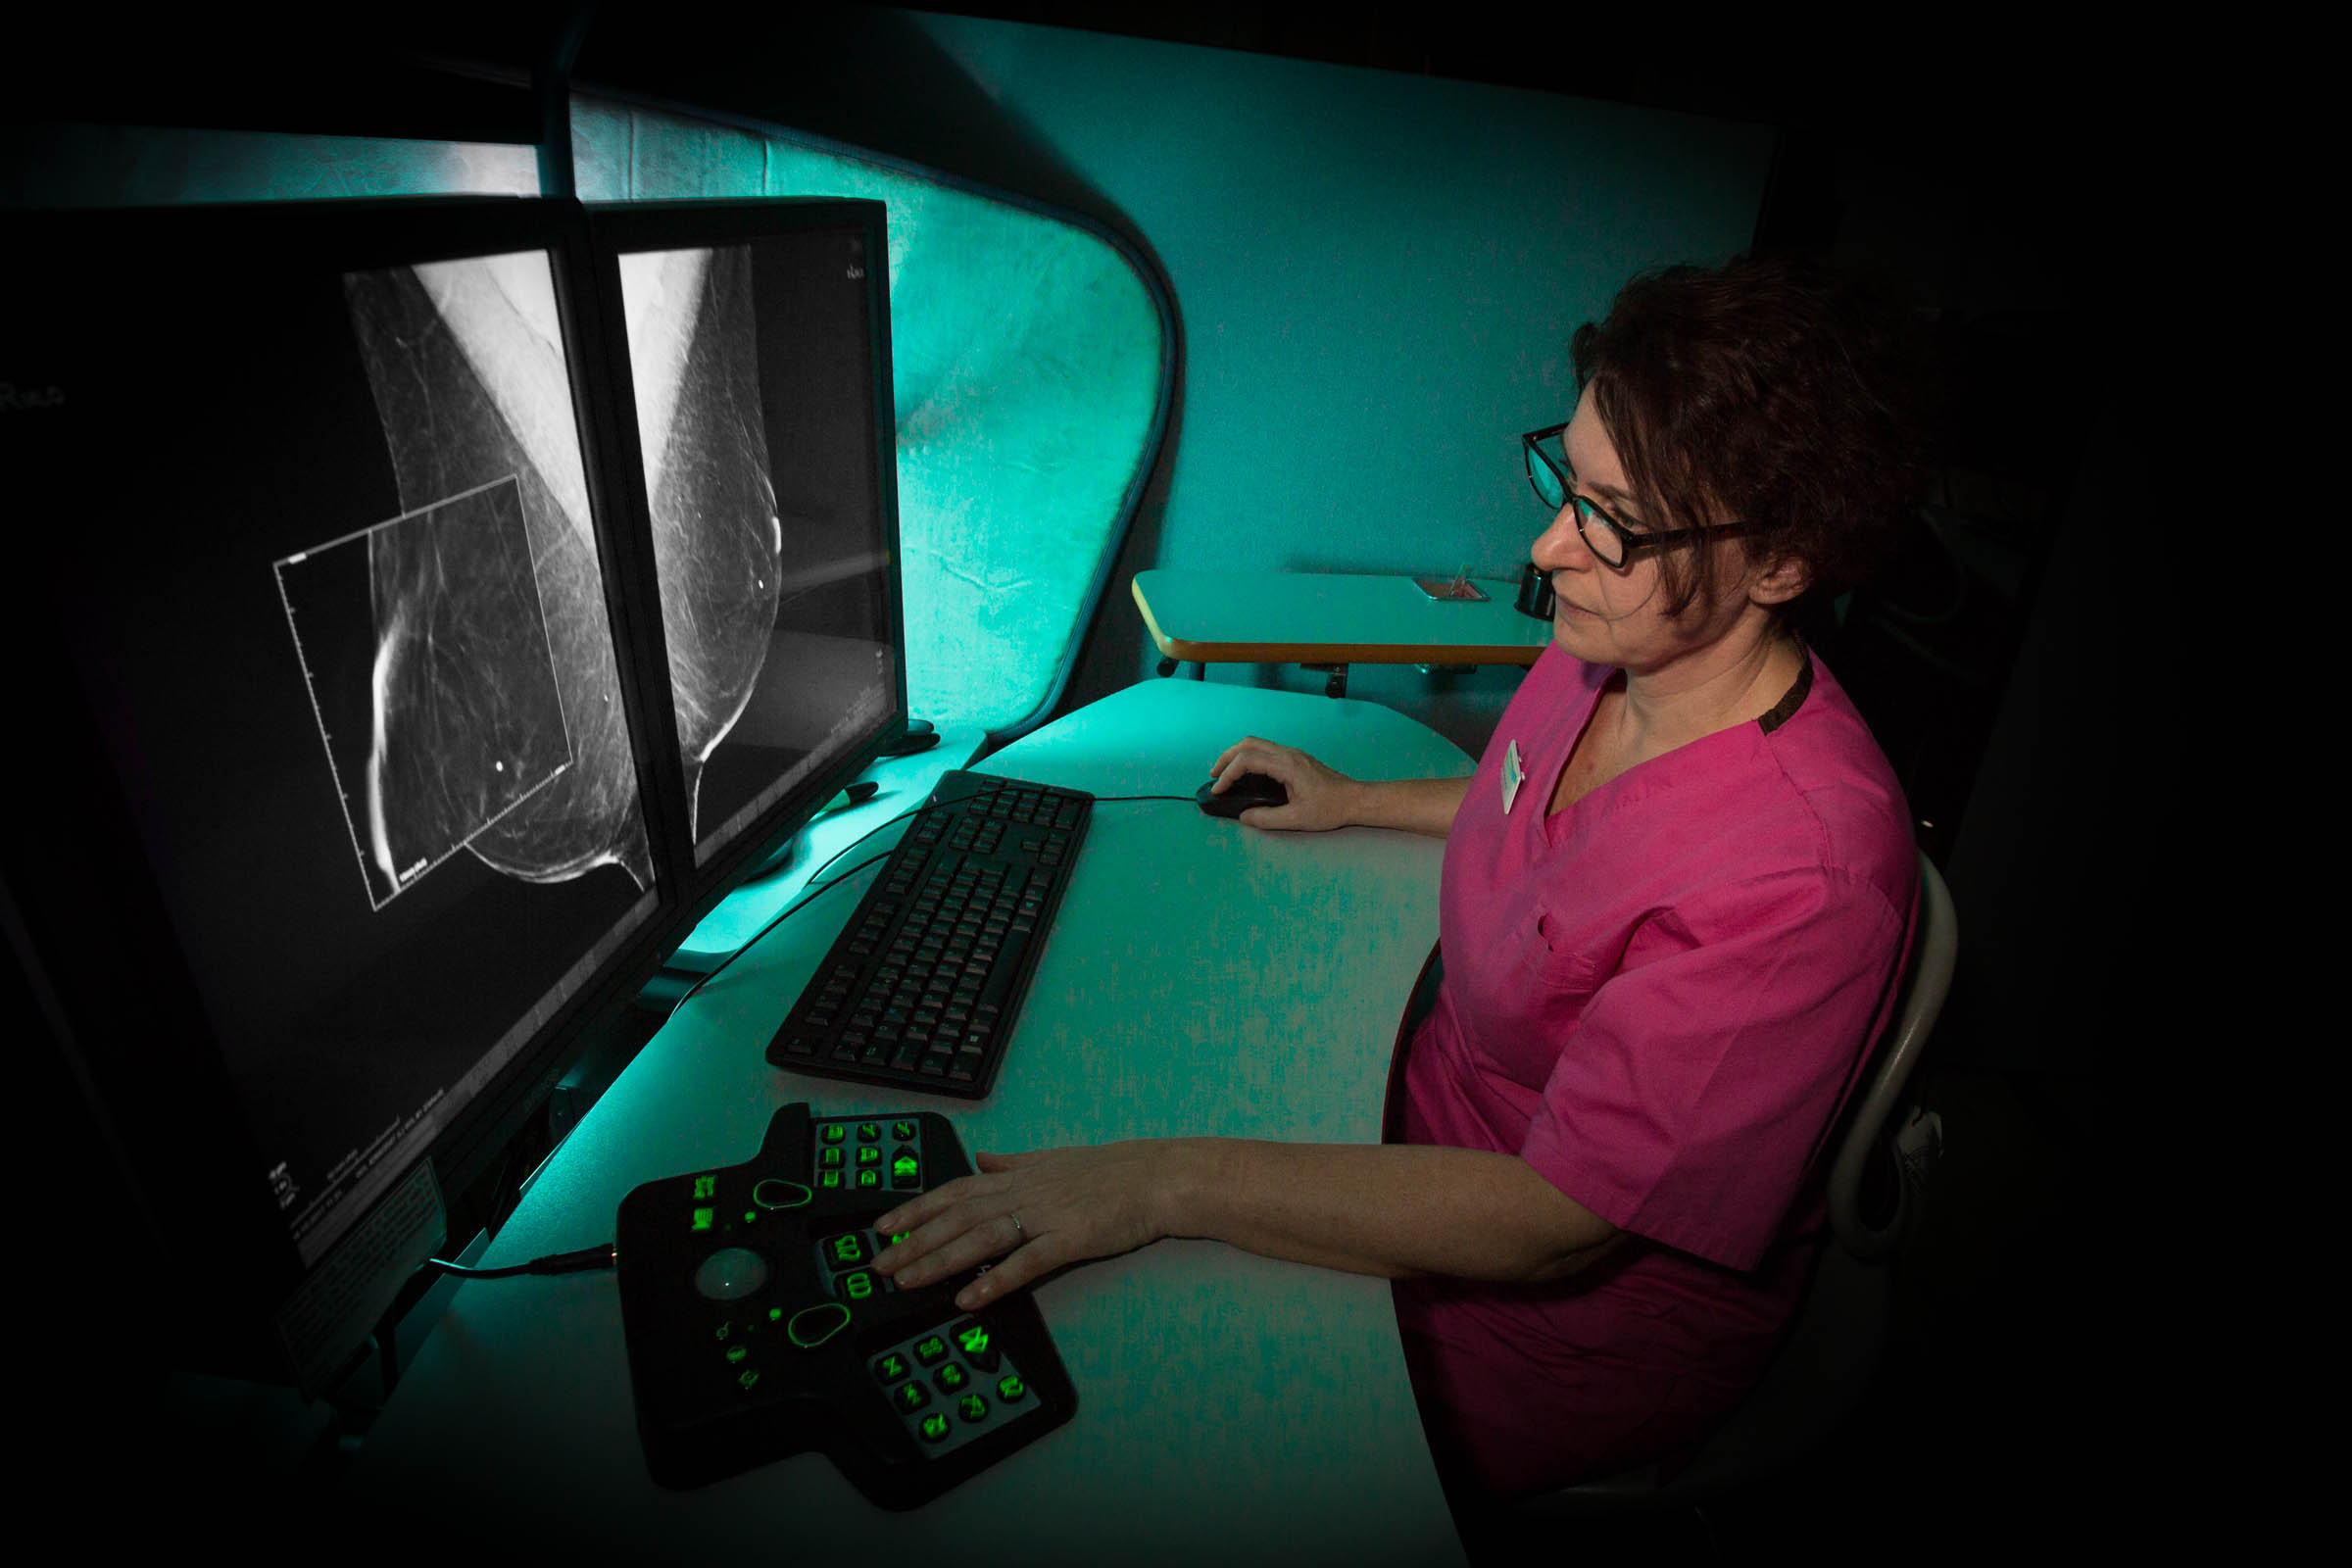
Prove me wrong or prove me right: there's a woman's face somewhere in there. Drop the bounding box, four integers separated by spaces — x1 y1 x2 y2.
1531 384 1783 679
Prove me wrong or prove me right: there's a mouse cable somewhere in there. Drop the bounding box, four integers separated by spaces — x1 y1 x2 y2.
662 845 901 1025
663 792 1199 1025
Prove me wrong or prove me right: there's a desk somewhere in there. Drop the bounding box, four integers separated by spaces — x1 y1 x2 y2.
1132 568 1549 695
343 678 1474 1564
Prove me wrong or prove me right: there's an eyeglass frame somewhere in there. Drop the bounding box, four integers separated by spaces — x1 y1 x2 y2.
1520 423 1753 566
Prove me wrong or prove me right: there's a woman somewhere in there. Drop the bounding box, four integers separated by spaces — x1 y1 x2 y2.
872 253 1930 1500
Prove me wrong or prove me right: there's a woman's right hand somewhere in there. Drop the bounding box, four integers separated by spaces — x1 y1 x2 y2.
1205 736 1361 831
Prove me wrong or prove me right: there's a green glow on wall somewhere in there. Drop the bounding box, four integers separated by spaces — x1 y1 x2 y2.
571 96 1170 738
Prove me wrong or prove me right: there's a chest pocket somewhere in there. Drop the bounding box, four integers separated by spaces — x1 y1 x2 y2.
1514 902 1635 998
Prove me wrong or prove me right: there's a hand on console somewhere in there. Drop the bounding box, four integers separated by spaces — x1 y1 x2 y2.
872 1142 1181 1311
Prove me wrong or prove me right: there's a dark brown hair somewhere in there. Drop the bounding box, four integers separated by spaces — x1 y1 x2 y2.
1569 253 1934 620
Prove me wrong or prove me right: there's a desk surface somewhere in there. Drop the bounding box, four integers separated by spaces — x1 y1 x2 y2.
1133 567 1551 666
344 678 1473 1563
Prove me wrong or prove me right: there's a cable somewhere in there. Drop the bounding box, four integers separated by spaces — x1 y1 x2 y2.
418 1243 617 1280
662 846 900 1024
662 790 1198 1025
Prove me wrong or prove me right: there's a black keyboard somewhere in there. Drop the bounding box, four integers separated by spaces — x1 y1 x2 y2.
763 771 1093 1098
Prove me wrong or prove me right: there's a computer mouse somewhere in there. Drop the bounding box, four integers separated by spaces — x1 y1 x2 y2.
1197 771 1288 819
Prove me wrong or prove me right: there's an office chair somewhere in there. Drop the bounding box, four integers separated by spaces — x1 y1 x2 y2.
1515 850 1958 1515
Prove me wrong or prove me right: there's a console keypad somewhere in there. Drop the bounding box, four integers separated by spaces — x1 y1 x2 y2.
870 1315 1037 1458
619 1102 1073 1505
812 1117 924 1194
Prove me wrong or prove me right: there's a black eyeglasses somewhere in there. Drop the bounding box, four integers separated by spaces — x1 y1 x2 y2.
1521 423 1750 567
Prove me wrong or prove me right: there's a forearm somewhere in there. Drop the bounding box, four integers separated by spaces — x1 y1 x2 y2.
1159 1138 1621 1284
1345 776 1472 838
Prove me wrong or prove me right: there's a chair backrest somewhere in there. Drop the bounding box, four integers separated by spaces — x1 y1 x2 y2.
1827 850 1958 1261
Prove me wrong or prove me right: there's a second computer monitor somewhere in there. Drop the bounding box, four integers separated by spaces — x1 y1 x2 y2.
587 199 906 891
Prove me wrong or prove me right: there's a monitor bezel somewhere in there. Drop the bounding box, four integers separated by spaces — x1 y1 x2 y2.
580 196 912 930
0 195 693 1383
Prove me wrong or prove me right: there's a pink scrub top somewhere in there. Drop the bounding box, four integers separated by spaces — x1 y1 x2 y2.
1394 642 1917 1498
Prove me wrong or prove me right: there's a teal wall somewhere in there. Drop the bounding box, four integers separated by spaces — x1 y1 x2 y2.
870 12 1772 755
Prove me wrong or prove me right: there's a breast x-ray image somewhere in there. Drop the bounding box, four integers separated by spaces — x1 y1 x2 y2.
617 239 895 865
274 252 653 908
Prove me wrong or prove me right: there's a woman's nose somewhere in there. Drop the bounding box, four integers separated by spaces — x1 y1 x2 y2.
1531 505 1591 573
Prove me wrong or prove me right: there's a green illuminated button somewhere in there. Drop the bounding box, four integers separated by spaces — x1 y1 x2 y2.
837 1270 878 1302
786 1301 852 1350
819 1147 845 1168
911 1334 950 1367
819 1171 843 1190
895 1381 931 1414
691 1207 714 1232
737 1369 760 1393
996 1373 1026 1403
872 1351 909 1386
725 1344 749 1365
891 1152 920 1189
692 1175 718 1200
934 1362 967 1394
951 1319 1000 1373
821 1123 847 1145
855 1169 881 1190
957 1394 989 1423
857 1122 882 1143
855 1146 881 1167
918 1412 952 1444
825 1233 870 1270
753 1179 811 1209
892 1120 918 1141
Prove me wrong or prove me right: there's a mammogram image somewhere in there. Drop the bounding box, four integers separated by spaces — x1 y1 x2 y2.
615 245 786 848
273 251 653 908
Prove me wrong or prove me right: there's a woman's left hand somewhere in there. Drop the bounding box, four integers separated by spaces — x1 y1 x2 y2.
872 1141 1184 1311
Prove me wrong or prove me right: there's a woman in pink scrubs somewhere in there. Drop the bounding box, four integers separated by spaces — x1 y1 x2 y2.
874 254 1929 1502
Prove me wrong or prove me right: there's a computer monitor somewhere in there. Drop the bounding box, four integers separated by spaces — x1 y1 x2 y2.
580 198 908 901
0 197 686 1395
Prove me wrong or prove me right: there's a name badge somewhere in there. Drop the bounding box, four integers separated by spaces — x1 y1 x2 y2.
1501 739 1524 814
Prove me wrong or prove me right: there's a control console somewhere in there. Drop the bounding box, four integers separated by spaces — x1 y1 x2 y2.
615 1102 1076 1505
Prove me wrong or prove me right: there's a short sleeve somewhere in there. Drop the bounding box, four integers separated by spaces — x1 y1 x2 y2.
1517 865 1910 1271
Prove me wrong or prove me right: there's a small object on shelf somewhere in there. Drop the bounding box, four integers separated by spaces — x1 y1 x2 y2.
1412 565 1489 602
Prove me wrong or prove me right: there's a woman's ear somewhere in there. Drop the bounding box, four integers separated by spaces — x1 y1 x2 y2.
1751 553 1812 608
